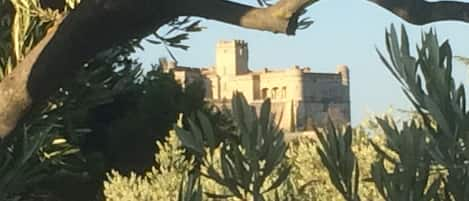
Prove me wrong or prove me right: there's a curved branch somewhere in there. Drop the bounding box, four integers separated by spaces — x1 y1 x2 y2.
0 21 58 138
0 0 172 137
369 0 469 25
178 0 315 35
0 0 317 137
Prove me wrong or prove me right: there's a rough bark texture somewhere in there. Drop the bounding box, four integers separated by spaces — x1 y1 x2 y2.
0 0 314 137
4 0 469 137
0 21 58 138
178 0 312 34
369 0 469 25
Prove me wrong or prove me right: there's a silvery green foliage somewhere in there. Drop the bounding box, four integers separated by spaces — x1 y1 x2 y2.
0 2 81 199
287 130 383 201
318 25 469 201
0 0 204 199
103 115 385 201
376 24 468 201
104 130 195 201
316 124 361 201
0 126 79 201
178 172 203 201
0 0 80 80
175 92 290 201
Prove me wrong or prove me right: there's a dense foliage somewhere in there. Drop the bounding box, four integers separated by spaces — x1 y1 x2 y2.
104 93 386 201
0 43 207 200
104 26 469 201
0 0 206 200
2 0 469 200
316 25 469 201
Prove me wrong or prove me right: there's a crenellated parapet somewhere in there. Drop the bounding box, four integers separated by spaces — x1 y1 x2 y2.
159 40 351 131
336 64 350 86
215 40 249 76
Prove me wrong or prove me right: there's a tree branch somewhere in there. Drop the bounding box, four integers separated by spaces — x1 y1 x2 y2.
0 0 172 137
369 0 469 25
178 0 314 35
0 0 316 137
0 21 58 138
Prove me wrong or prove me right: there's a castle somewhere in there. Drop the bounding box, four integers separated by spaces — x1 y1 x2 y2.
161 40 350 132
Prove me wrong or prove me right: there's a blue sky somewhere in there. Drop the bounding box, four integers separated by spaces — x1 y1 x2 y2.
136 0 469 125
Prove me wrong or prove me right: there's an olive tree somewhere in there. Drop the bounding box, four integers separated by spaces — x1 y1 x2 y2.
3 0 469 137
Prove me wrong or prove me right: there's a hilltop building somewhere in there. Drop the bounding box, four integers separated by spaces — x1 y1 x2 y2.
161 40 350 131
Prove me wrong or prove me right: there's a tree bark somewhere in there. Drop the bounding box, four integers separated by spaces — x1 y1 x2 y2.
369 0 469 25
0 0 314 137
178 0 312 35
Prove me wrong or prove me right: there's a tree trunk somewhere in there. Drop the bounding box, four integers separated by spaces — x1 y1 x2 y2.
0 0 313 137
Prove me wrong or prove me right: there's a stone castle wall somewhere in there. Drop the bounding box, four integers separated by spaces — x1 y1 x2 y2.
163 40 351 131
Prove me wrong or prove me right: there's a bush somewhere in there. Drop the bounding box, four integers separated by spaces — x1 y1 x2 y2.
105 25 469 201
104 130 193 201
103 93 386 201
317 25 469 201
0 1 204 199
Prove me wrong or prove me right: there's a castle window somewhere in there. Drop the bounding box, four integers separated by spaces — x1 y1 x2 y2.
272 87 279 99
262 88 269 99
281 87 287 99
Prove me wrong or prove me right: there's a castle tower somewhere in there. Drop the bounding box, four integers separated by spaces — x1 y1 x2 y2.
336 64 350 86
215 40 249 76
159 57 177 73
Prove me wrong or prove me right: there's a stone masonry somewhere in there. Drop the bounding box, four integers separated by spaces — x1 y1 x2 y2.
161 40 351 132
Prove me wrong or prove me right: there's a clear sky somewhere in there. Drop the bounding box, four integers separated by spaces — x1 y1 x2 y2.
136 0 469 125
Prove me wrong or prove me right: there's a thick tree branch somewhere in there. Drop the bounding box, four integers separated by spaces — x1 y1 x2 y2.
178 0 313 35
0 0 172 137
369 0 469 25
0 0 315 137
0 21 58 138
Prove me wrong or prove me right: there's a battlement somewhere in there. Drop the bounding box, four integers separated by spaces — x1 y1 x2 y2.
217 40 248 47
215 39 249 76
336 64 350 85
162 40 351 130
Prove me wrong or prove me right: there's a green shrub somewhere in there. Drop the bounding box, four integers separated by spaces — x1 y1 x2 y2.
104 130 194 201
0 1 206 199
104 126 385 201
107 24 469 201
104 93 386 201
316 25 469 201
